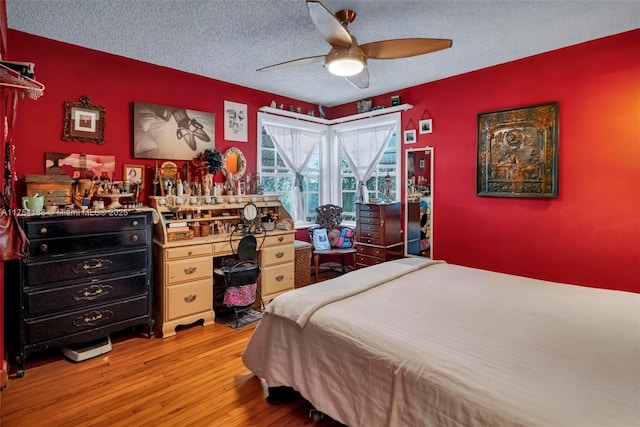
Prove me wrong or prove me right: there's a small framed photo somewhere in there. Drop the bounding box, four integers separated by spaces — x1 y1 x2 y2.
123 164 144 185
404 129 416 144
63 96 105 144
419 119 433 134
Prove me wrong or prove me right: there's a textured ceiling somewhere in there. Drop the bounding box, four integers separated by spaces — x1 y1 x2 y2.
7 0 640 107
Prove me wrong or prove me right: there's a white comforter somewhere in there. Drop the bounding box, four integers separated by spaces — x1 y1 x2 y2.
243 260 640 427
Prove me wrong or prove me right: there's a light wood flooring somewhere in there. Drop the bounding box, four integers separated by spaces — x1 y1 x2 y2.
0 319 345 427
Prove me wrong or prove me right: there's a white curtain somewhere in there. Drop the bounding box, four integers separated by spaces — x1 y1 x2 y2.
263 125 323 222
336 124 395 203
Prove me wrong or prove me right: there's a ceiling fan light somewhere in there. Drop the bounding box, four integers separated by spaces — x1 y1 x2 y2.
327 58 364 76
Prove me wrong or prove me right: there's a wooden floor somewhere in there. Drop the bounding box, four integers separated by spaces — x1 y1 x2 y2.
0 319 345 427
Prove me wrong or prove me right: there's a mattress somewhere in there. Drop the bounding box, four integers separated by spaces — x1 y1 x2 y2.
243 259 640 427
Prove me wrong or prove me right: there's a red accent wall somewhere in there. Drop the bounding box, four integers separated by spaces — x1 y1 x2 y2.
333 29 640 293
7 30 317 194
7 29 640 294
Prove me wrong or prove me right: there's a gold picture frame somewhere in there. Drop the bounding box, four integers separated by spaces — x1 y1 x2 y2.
477 102 558 198
123 164 144 185
63 96 106 144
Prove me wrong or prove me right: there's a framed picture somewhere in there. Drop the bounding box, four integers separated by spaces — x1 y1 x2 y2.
419 119 433 134
63 96 105 144
477 102 559 198
224 100 248 142
419 159 426 171
404 129 416 144
123 164 144 185
133 102 215 160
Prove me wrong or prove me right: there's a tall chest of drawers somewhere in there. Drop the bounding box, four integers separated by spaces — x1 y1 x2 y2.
355 202 403 268
4 212 154 377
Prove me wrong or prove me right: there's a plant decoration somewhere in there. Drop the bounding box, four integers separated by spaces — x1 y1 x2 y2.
192 148 223 175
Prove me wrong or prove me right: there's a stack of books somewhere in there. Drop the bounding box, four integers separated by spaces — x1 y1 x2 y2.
167 221 189 234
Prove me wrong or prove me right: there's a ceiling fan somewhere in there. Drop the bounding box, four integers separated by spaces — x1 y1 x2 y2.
257 0 452 89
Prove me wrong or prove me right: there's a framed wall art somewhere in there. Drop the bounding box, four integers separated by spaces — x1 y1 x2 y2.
63 96 105 144
404 129 416 144
476 102 559 198
224 100 247 142
419 119 432 134
123 164 144 185
133 102 214 160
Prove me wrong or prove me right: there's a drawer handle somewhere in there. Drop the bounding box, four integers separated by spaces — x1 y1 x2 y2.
39 244 48 252
73 259 113 275
132 220 139 226
184 294 197 303
184 266 197 274
188 251 193 256
130 234 139 242
73 309 113 327
73 284 113 301
40 227 47 235
380 220 384 227
276 274 284 281
278 236 284 242
275 252 284 258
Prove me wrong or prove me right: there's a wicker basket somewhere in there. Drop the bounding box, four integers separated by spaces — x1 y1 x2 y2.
294 240 313 288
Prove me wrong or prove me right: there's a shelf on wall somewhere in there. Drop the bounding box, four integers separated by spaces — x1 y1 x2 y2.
259 103 413 125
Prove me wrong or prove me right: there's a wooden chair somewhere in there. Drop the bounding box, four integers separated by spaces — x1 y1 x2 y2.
308 204 357 282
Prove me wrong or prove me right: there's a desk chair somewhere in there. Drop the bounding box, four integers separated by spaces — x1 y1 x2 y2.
308 204 357 282
215 225 266 327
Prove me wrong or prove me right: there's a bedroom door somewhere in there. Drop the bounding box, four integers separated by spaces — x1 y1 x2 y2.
405 148 433 258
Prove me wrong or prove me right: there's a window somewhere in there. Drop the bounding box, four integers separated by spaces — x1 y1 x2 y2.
258 114 325 223
258 112 401 225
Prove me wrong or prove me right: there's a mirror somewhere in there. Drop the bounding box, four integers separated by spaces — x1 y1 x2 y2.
221 147 247 195
221 147 246 182
405 148 433 258
159 161 178 196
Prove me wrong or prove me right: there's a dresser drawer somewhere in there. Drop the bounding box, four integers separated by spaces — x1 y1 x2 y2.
167 279 213 321
212 240 240 256
358 217 380 227
166 244 213 260
356 244 387 258
28 230 148 258
261 244 294 266
24 215 148 239
25 296 149 344
357 234 382 245
25 272 148 317
356 254 385 267
166 257 212 284
357 203 381 213
262 263 294 295
263 233 294 247
26 248 148 286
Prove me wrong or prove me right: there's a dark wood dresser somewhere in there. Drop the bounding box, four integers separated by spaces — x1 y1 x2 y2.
4 211 154 377
355 202 403 268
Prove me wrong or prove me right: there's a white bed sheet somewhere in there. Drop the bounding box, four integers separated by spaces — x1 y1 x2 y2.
243 261 640 427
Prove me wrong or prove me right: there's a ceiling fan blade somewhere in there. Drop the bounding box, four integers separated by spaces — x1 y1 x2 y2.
345 68 369 89
360 38 452 60
257 55 325 72
306 0 352 47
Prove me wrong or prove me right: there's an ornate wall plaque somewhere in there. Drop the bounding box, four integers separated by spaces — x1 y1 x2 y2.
477 102 558 198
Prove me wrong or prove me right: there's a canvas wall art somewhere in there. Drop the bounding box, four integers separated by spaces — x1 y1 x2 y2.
133 102 215 160
224 100 247 142
45 152 116 180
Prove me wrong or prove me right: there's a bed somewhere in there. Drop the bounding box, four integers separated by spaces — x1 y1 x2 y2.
242 258 640 427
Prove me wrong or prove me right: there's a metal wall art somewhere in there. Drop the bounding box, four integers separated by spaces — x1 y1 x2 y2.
63 96 105 144
477 102 558 198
